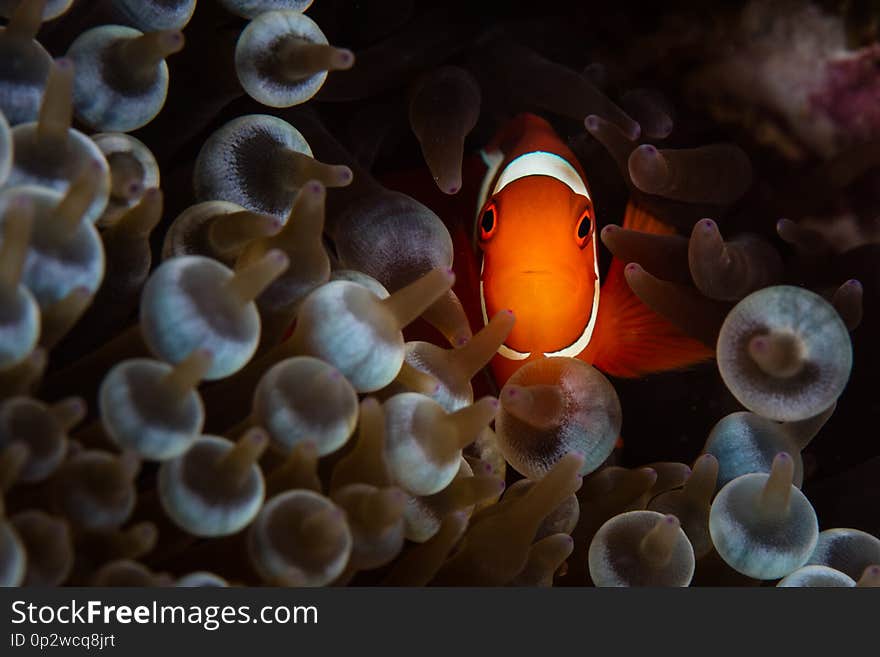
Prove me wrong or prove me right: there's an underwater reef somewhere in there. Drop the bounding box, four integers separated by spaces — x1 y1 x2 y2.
0 0 878 588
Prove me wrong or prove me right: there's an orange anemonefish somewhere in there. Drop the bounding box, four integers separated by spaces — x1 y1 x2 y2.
384 112 712 387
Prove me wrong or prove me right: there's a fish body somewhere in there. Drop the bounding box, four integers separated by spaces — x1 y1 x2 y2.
474 114 600 383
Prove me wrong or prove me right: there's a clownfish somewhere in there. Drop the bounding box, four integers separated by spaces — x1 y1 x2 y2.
385 112 712 387
471 113 712 385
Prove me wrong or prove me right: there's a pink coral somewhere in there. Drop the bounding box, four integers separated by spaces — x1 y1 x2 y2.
810 44 880 144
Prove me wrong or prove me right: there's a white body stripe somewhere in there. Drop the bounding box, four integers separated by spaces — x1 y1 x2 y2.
477 148 600 361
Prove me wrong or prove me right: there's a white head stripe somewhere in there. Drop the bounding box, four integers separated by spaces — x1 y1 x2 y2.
475 149 505 234
493 151 590 199
477 149 599 364
479 256 600 362
544 173 601 358
479 268 530 360
542 271 600 358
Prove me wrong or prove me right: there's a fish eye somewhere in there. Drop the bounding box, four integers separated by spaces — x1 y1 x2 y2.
480 203 497 241
575 210 593 248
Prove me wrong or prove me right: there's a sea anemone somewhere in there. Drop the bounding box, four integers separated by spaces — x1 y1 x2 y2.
0 0 876 590
66 25 184 132
158 429 268 537
709 453 819 579
588 511 695 587
716 285 852 421
495 357 622 479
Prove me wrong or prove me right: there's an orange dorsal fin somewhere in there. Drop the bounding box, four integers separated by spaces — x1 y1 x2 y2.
487 113 553 154
620 201 676 235
581 202 713 378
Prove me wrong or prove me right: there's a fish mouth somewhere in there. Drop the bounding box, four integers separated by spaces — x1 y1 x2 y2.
480 266 602 360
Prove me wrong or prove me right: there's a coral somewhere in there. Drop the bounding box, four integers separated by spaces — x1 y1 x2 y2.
0 395 82 483
252 355 358 455
400 457 503 543
687 219 782 301
162 201 281 266
408 66 480 194
6 59 111 224
689 0 873 158
235 10 353 108
290 268 453 392
496 358 622 479
0 1 73 24
159 430 267 537
97 351 210 460
0 1 52 126
0 497 26 586
193 114 351 220
703 405 834 490
777 564 855 587
804 528 880 580
383 393 497 496
716 286 852 421
588 511 695 587
217 1 314 21
49 448 140 532
9 509 72 585
331 483 406 577
647 454 718 559
91 132 159 227
628 144 753 205
247 489 351 585
110 1 197 32
176 571 228 587
0 110 10 185
140 252 288 380
394 310 513 411
66 26 184 132
709 453 819 579
0 200 39 369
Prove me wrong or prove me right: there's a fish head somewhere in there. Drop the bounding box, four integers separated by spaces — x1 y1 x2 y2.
478 172 599 370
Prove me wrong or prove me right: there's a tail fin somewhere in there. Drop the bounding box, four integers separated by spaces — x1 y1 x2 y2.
584 203 714 378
